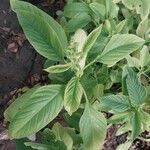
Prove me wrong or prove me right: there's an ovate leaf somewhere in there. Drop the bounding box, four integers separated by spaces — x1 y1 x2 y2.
6 85 64 139
44 63 72 74
79 103 107 150
124 67 147 107
98 34 144 67
65 14 91 33
64 2 90 18
11 0 67 60
100 95 130 113
64 77 83 115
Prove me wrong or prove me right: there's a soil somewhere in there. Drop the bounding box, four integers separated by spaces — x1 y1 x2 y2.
0 0 149 150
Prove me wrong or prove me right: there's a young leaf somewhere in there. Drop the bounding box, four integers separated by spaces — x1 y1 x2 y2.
52 123 73 150
124 67 147 107
82 25 103 54
131 110 142 140
136 17 148 38
65 14 91 33
11 0 67 61
64 77 83 115
63 2 90 18
44 63 72 74
140 46 150 67
89 2 106 20
100 95 130 113
79 103 107 150
98 34 145 67
6 85 64 139
126 55 140 69
25 142 56 150
117 141 132 150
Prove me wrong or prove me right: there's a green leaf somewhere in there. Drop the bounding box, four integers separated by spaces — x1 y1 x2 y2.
15 138 33 150
44 63 72 74
136 0 150 19
122 0 138 10
63 109 83 130
136 17 148 38
126 55 140 68
140 46 150 67
11 0 67 61
131 110 142 140
82 25 103 54
122 0 150 19
89 2 105 20
100 95 130 113
64 2 90 18
52 123 73 150
98 34 145 67
79 103 107 150
64 77 83 115
65 14 91 33
124 67 147 107
25 142 55 150
108 112 131 124
6 85 64 139
117 141 132 150
115 20 127 34
4 87 39 122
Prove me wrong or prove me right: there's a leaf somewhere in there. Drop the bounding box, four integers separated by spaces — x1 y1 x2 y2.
63 109 83 130
83 25 103 54
64 77 83 115
52 123 73 150
98 34 145 67
65 14 91 32
122 0 150 19
108 112 131 124
115 20 127 34
79 103 107 150
131 110 142 140
44 63 72 74
4 87 39 122
15 138 33 150
63 2 90 18
6 85 64 139
116 122 132 136
136 17 149 38
89 2 105 20
140 46 150 67
11 0 67 60
126 55 140 68
25 142 55 150
117 141 132 150
124 67 147 107
136 0 150 19
100 95 130 113
122 0 138 10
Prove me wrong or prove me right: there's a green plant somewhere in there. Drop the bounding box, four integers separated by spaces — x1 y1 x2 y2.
4 0 150 149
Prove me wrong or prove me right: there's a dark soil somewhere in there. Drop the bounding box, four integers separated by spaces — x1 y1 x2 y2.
0 0 149 150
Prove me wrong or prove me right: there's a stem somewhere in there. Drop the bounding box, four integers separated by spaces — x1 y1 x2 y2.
83 88 89 104
83 58 97 70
